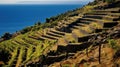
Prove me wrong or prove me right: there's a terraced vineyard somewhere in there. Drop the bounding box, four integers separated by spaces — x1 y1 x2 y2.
0 0 120 67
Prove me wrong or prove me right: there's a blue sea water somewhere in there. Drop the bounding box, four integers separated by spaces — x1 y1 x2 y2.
0 4 83 36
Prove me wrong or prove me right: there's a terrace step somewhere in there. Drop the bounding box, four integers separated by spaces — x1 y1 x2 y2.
43 52 75 65
13 39 34 48
71 23 88 29
67 23 89 33
80 18 118 23
11 41 20 46
95 28 110 33
57 34 76 45
28 35 40 40
43 41 93 65
64 33 77 43
88 9 119 17
80 18 102 22
69 22 88 27
70 26 89 32
68 53 76 57
50 29 65 36
103 22 118 28
71 26 81 30
14 40 26 46
62 19 90 33
84 12 107 15
85 13 120 17
87 21 118 29
83 15 119 21
16 47 26 67
39 36 56 41
11 47 20 67
108 13 120 17
93 8 120 13
91 21 118 29
68 43 82 45
21 37 40 46
29 35 54 41
104 16 119 21
79 20 93 23
105 8 120 11
73 18 90 24
76 23 89 26
78 34 95 42
57 42 92 53
47 32 63 38
72 29 89 38
43 54 66 65
57 38 69 46
83 15 105 19
42 34 59 40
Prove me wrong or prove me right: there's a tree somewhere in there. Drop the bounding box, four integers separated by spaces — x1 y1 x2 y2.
1 32 12 40
46 18 50 23
35 21 41 26
20 26 32 34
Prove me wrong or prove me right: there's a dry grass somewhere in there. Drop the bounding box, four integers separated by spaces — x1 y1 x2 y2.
72 29 87 37
49 38 120 67
82 6 95 14
57 38 68 46
90 22 103 29
64 33 76 43
81 26 94 33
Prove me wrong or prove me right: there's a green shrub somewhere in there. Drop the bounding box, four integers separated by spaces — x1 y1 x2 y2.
1 32 12 40
20 26 32 34
62 64 70 67
0 49 10 63
108 39 118 50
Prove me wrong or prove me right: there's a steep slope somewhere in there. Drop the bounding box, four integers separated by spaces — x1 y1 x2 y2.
49 23 120 67
0 0 120 67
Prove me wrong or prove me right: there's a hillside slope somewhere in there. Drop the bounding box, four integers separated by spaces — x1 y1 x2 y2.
0 0 120 67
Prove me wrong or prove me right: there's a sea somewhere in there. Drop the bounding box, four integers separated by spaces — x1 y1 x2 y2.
0 4 84 36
